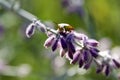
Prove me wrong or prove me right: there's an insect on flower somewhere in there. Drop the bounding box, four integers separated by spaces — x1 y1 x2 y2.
58 23 74 32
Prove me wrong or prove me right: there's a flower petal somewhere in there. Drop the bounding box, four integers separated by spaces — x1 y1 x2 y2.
74 32 88 40
60 37 67 49
79 58 84 68
84 57 93 70
96 65 104 73
83 50 89 63
66 33 74 42
105 65 110 76
71 51 80 64
113 59 120 68
68 50 73 59
68 41 76 53
86 39 99 47
52 38 59 51
89 48 99 58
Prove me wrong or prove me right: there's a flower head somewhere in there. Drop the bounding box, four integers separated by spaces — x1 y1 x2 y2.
95 50 120 76
26 21 120 76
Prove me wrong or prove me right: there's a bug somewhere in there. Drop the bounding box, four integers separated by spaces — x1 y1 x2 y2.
58 23 74 32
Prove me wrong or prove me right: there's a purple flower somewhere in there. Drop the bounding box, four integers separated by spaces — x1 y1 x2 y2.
83 50 89 62
44 23 77 58
70 49 93 69
52 38 59 51
95 50 120 76
112 59 120 68
71 50 80 64
79 58 84 68
105 65 111 76
89 48 99 58
26 23 35 38
82 38 99 58
44 35 55 48
61 0 85 17
44 23 100 71
69 36 99 69
66 33 76 54
61 0 69 7
26 21 120 77
83 57 92 70
60 37 67 50
96 65 104 73
96 64 112 76
86 39 99 47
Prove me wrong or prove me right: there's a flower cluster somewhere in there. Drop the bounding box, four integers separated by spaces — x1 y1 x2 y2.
26 19 120 76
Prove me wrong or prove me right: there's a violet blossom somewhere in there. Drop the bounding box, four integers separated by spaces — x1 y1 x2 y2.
61 0 85 17
26 19 120 76
95 50 120 76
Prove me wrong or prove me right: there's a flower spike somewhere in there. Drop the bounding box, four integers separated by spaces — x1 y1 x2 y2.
26 21 120 76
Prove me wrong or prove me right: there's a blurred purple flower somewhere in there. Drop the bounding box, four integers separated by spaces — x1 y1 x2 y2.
113 59 120 68
70 36 99 70
52 37 60 51
95 50 120 76
61 0 85 17
83 38 99 58
26 23 35 38
44 35 55 48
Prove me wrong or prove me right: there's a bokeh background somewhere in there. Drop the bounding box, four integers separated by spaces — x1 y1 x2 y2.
0 0 120 80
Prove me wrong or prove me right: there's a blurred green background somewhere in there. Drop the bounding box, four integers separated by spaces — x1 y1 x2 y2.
0 0 120 80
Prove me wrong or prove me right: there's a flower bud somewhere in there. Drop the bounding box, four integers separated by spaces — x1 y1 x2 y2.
44 35 55 48
52 38 59 51
35 20 47 33
86 39 99 47
26 23 35 38
113 59 120 68
60 37 67 49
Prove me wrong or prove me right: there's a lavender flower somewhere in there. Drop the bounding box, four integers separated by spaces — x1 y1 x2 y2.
26 20 120 76
44 35 55 48
61 0 85 17
95 50 120 76
71 50 80 64
112 59 120 68
84 39 99 58
26 23 35 38
26 19 47 38
52 37 60 51
44 23 100 71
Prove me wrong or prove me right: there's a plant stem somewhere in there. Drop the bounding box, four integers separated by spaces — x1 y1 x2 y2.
0 0 37 21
